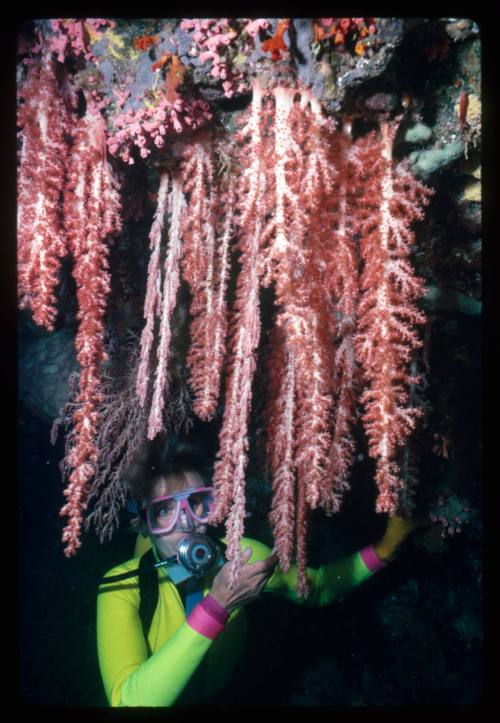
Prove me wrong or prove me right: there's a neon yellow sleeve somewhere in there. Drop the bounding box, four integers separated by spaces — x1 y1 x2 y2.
97 567 213 707
240 538 376 607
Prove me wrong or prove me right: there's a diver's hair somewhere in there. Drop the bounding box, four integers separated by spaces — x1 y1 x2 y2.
125 433 214 503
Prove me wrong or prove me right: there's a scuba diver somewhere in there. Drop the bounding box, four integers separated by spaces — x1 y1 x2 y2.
96 435 423 707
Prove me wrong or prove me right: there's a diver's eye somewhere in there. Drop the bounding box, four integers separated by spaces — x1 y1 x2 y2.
157 500 176 517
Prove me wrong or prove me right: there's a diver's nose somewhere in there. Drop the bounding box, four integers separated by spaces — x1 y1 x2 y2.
178 508 194 531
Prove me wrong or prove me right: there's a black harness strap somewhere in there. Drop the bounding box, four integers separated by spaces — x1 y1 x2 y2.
138 548 159 658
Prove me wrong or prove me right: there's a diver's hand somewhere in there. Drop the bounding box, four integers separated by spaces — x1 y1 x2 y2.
209 547 278 614
374 514 428 562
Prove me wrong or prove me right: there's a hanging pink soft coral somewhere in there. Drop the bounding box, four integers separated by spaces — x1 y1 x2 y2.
131 80 431 597
17 39 123 556
135 134 235 437
203 84 431 596
17 24 433 585
17 52 72 331
181 139 235 422
60 108 122 555
353 122 433 513
136 171 172 409
137 172 186 440
265 323 297 572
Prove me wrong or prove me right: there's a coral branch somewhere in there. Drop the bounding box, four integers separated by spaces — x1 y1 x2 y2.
136 171 171 407
148 174 186 439
208 212 262 584
179 137 235 422
186 167 235 421
266 325 297 571
17 53 72 330
354 122 432 513
59 108 121 555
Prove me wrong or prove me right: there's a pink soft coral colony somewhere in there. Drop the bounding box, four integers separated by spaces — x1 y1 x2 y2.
17 18 432 595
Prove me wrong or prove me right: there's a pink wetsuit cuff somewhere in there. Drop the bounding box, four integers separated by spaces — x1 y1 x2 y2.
200 594 230 625
360 544 387 573
186 595 229 640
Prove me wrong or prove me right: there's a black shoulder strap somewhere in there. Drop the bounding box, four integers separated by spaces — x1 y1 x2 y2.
138 548 159 658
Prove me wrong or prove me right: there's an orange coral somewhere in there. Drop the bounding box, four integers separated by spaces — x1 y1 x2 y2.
261 19 290 61
151 50 171 72
150 51 186 101
164 55 186 103
313 17 377 52
134 34 158 52
313 21 335 42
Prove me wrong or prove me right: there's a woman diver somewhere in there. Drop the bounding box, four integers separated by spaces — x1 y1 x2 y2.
96 434 422 707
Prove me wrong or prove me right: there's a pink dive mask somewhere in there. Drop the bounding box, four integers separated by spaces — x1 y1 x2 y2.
142 487 214 536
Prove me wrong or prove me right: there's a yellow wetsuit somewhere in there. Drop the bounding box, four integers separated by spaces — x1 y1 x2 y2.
97 535 381 707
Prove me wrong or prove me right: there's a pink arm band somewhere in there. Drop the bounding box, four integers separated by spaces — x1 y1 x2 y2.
360 544 387 573
186 594 229 640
